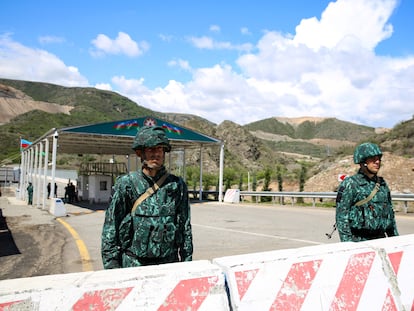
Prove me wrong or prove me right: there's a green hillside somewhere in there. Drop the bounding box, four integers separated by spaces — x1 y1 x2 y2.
245 117 375 141
244 118 296 137
1 78 413 189
0 79 160 161
374 117 414 157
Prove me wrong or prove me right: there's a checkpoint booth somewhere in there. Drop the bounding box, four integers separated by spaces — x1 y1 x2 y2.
19 116 224 211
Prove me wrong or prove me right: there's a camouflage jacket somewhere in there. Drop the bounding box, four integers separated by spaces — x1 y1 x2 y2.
101 166 193 268
335 169 398 242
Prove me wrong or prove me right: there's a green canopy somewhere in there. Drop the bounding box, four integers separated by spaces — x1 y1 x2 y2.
40 116 221 155
22 116 225 202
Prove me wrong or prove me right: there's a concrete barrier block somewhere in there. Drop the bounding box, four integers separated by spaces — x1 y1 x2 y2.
49 198 66 217
223 189 240 203
0 260 230 311
214 234 414 311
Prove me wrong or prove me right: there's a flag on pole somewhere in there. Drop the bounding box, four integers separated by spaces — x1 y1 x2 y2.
20 138 32 151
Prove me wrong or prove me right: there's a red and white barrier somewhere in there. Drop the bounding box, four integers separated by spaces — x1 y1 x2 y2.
223 189 240 203
0 260 229 311
213 234 414 311
1 235 414 310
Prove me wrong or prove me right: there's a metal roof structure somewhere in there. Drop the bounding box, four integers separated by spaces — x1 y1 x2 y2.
35 116 222 155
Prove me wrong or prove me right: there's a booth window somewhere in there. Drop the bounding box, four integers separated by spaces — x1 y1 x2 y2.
100 181 107 191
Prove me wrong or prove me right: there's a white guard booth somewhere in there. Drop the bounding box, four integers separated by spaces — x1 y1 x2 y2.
78 175 112 204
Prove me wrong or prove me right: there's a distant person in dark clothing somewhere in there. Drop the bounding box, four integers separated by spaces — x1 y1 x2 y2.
54 183 58 198
68 182 76 203
47 182 51 199
27 182 33 205
64 183 68 202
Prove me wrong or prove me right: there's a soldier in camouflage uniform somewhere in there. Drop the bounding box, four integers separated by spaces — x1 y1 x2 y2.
101 126 193 268
335 142 399 242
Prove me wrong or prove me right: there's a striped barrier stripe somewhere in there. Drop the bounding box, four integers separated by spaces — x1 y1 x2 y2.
0 262 229 311
215 236 414 311
2 236 414 310
0 277 222 310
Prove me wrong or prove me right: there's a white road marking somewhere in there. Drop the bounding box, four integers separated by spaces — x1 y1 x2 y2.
193 223 322 245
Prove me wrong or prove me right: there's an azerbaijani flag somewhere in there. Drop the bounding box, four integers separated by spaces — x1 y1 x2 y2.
162 123 182 135
113 120 139 130
20 138 32 150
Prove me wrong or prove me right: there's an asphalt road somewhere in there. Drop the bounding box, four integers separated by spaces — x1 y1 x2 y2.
1 194 414 280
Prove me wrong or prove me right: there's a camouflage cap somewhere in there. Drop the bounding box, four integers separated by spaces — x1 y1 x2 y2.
132 126 171 152
353 142 382 164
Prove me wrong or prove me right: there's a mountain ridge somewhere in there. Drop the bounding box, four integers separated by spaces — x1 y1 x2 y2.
0 78 413 197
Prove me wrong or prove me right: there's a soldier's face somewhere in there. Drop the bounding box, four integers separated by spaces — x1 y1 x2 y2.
365 155 381 173
140 146 165 169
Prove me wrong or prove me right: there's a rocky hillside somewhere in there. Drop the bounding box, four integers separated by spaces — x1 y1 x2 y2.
0 78 413 196
305 152 414 193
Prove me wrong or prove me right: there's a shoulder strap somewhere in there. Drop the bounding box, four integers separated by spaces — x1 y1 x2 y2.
130 173 169 215
355 182 380 206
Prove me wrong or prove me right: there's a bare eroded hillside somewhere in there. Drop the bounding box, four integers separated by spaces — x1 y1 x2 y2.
251 130 355 149
0 83 73 124
305 152 414 194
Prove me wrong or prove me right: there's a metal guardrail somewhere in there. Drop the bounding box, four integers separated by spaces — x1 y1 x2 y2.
188 189 414 213
239 191 414 213
189 190 223 201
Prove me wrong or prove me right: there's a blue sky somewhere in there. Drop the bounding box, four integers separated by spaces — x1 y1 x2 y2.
1 0 413 128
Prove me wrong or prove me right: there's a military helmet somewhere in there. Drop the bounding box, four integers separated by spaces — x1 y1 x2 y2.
132 126 171 152
353 142 382 164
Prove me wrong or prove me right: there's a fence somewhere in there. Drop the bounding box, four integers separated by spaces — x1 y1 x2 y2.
188 189 414 213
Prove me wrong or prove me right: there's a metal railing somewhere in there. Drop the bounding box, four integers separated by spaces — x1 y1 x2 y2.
189 190 223 201
239 191 414 213
79 162 127 176
187 189 414 213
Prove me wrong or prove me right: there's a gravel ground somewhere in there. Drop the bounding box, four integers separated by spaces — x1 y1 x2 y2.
0 195 72 280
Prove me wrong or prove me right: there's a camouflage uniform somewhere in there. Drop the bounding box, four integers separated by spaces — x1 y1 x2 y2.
27 182 33 205
335 143 398 242
101 126 193 268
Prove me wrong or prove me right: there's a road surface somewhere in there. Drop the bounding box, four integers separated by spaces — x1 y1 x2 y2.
1 194 414 280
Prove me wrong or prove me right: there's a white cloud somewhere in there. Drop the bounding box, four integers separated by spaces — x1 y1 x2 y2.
241 27 251 35
293 0 395 51
188 36 253 52
111 76 149 95
90 31 149 57
159 33 173 42
134 0 411 127
168 59 192 71
188 36 214 49
109 0 413 128
209 25 220 33
95 83 112 91
38 35 66 45
0 0 413 129
0 34 88 87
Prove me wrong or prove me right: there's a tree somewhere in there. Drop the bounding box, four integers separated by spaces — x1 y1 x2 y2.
297 164 307 204
224 167 237 190
239 173 243 190
252 173 257 191
186 166 199 190
263 168 271 191
261 167 272 202
276 165 284 204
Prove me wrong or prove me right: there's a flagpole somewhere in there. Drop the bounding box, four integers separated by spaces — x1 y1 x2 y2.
19 137 24 200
